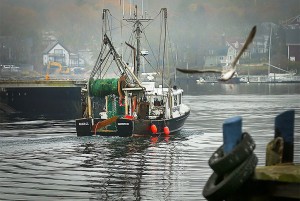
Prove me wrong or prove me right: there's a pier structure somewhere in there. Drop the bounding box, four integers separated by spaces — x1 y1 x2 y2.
226 110 299 200
0 79 87 119
203 111 299 201
0 79 87 88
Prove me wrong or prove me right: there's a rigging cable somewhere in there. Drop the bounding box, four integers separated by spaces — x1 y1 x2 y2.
141 9 162 31
161 8 167 91
158 10 163 73
167 21 177 86
142 29 159 72
142 32 159 73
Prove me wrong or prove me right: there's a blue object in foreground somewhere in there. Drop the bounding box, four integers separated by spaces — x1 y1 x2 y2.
275 109 295 163
223 116 242 154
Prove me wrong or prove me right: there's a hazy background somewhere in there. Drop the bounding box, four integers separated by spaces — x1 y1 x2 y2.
0 0 299 71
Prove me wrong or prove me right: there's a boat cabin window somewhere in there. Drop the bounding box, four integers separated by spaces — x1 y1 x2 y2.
174 95 177 106
153 95 163 106
174 93 182 106
178 93 182 105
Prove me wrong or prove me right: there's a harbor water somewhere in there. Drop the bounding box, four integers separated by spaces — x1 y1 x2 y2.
0 83 299 201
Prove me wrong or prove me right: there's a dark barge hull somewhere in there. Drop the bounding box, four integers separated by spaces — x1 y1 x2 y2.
76 110 190 137
0 87 82 119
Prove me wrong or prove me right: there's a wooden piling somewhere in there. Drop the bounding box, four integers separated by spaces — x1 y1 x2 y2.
274 109 295 163
223 116 243 154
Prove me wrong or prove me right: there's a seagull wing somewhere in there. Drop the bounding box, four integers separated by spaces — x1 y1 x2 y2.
218 26 257 82
176 26 256 82
231 26 256 68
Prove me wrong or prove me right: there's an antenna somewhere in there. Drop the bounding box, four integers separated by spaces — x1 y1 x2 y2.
142 0 144 18
124 5 152 79
268 26 272 76
122 0 125 17
129 0 132 18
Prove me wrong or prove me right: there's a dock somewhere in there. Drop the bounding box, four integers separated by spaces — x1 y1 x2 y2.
203 110 299 201
0 79 87 119
0 79 87 88
232 164 300 200
255 164 300 184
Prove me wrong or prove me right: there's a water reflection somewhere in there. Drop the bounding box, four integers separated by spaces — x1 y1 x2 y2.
26 133 195 200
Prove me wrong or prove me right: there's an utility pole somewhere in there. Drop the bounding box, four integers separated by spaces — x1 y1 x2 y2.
268 26 272 76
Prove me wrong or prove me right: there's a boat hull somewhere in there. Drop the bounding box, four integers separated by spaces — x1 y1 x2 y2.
76 110 190 137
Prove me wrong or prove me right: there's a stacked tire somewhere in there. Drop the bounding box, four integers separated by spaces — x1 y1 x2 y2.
203 132 258 201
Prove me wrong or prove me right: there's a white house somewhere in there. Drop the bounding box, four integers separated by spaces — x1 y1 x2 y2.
43 41 70 66
43 41 86 68
226 41 251 65
69 53 86 67
204 48 227 67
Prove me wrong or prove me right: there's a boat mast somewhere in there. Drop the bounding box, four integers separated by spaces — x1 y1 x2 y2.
268 26 272 76
162 8 167 91
136 6 142 78
125 5 152 79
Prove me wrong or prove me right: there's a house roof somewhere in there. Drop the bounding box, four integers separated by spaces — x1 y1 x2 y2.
281 15 300 27
227 41 245 51
43 41 70 54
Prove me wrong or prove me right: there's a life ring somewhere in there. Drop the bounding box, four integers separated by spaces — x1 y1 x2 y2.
203 153 258 201
209 132 255 175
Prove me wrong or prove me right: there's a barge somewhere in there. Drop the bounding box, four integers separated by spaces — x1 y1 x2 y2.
0 80 85 119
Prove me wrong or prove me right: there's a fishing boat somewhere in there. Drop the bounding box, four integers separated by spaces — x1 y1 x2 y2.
76 7 190 137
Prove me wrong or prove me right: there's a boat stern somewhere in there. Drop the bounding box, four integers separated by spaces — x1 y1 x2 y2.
76 118 92 136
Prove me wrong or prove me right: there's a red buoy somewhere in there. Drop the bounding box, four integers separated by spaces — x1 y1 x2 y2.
164 126 170 135
150 124 157 134
150 136 158 144
125 115 134 119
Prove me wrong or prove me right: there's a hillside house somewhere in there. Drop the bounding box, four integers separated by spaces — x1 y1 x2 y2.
69 53 85 67
281 15 300 62
204 48 227 67
226 40 252 65
43 41 70 66
203 31 266 68
43 41 85 67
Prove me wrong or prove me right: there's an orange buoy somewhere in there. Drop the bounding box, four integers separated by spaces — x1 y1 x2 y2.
164 126 170 135
125 115 134 119
150 124 157 134
150 136 158 144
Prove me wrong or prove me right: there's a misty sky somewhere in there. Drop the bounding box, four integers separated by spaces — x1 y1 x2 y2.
0 0 299 67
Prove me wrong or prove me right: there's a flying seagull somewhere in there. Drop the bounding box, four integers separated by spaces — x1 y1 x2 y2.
177 26 256 81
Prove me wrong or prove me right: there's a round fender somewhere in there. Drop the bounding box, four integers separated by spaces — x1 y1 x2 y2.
209 132 255 175
203 153 258 201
